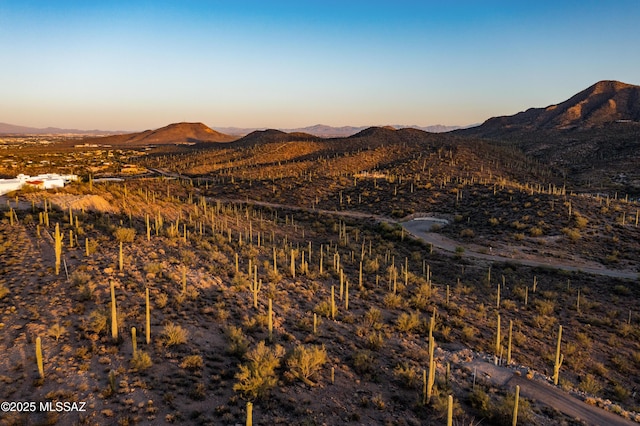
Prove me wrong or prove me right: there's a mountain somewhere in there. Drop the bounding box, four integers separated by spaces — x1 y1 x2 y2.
215 124 470 138
83 122 237 146
232 129 318 147
0 122 123 135
463 80 640 136
456 80 640 195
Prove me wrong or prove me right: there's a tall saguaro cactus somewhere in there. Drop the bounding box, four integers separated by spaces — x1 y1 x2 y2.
110 281 118 340
512 385 520 426
553 325 563 385
54 223 62 275
507 319 513 365
35 336 44 379
145 288 151 344
426 335 436 403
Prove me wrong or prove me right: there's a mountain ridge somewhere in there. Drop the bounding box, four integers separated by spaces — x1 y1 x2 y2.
0 122 125 135
466 80 640 134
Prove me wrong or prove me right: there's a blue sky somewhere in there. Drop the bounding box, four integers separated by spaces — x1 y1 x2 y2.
1 1 639 130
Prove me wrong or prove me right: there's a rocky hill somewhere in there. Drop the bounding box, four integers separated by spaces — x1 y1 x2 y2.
456 81 640 195
83 122 237 146
467 80 640 134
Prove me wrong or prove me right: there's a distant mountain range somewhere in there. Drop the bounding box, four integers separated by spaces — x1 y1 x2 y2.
0 122 125 136
0 121 470 138
216 124 470 137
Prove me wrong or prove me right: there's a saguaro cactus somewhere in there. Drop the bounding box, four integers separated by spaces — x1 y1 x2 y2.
36 336 44 379
512 385 520 426
495 314 501 359
268 298 273 342
553 325 563 385
249 277 262 309
426 335 436 402
111 281 118 340
507 319 513 365
119 242 124 272
145 288 151 344
246 401 253 426
54 223 62 275
331 286 336 320
131 327 137 357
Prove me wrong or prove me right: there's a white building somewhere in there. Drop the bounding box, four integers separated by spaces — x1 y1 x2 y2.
0 173 78 195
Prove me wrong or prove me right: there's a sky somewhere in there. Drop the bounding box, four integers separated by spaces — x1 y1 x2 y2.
0 1 639 131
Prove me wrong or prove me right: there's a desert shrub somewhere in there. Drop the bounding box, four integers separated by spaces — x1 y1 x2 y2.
286 344 328 385
163 322 188 346
531 314 556 330
131 351 152 371
431 389 464 420
513 233 525 241
86 310 108 334
561 227 581 241
364 258 380 273
143 262 163 275
180 355 203 370
529 226 543 237
48 323 67 341
0 283 9 300
353 350 376 375
579 374 603 395
491 392 533 426
488 217 499 226
77 280 96 301
534 299 555 316
365 331 385 350
226 326 249 358
613 285 630 296
573 214 588 229
461 326 478 342
460 228 475 238
113 227 136 243
383 293 403 309
410 283 437 310
501 299 516 311
189 383 206 400
510 221 527 230
393 363 419 389
70 271 91 286
396 311 421 333
469 388 490 414
155 292 168 309
234 342 284 400
362 307 383 329
314 301 332 318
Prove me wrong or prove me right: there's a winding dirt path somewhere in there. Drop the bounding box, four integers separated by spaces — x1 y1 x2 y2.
470 360 637 426
208 196 638 280
401 219 638 280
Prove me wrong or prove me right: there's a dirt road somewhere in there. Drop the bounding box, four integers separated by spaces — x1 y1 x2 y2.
207 196 638 280
401 219 638 280
470 359 637 425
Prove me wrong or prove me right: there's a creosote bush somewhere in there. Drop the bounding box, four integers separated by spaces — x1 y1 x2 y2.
396 311 421 333
113 227 136 243
163 322 188 346
226 326 249 358
131 351 152 371
234 341 285 400
180 355 203 371
286 344 328 385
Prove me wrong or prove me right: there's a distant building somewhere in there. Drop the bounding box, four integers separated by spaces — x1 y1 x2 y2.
0 173 78 195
